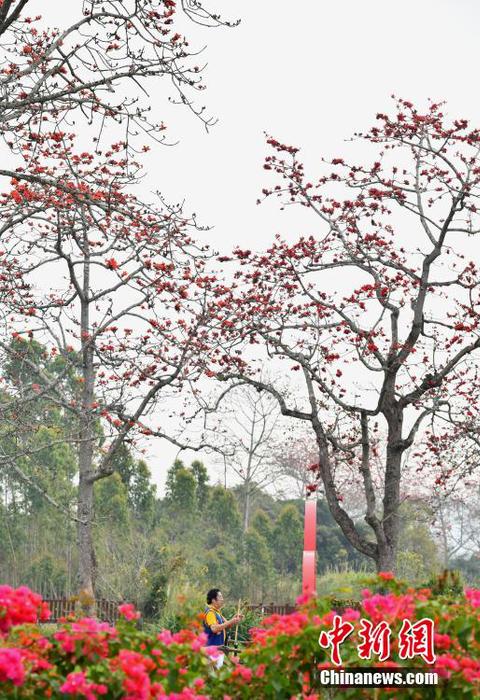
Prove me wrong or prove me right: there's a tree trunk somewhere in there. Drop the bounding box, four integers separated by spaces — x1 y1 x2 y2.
376 543 396 573
381 408 404 574
312 408 404 574
438 504 450 569
243 482 251 532
76 234 96 612
77 470 96 602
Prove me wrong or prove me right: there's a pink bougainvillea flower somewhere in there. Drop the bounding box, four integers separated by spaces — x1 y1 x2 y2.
361 592 415 625
157 629 174 646
60 671 108 699
118 603 141 621
434 633 452 650
0 585 50 634
465 588 480 608
378 572 395 581
111 649 155 700
204 645 221 660
0 648 25 686
296 592 314 606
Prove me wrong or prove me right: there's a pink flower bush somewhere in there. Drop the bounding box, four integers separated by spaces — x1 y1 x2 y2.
250 610 309 647
0 576 479 697
54 617 117 659
112 649 156 700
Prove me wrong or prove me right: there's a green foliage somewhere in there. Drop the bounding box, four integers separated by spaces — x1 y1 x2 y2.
243 527 272 600
428 568 465 596
205 545 239 593
250 509 273 545
164 459 210 529
316 499 367 573
142 571 169 620
397 500 440 584
165 459 186 500
451 555 480 586
191 460 209 509
171 467 197 511
113 446 157 525
272 504 303 575
206 487 242 543
95 472 130 528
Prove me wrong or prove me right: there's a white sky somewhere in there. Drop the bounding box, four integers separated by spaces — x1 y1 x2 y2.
47 0 480 493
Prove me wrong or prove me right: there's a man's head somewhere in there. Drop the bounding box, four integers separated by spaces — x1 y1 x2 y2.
207 588 224 608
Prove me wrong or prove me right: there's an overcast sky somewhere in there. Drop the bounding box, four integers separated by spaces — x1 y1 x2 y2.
150 0 480 249
50 0 480 493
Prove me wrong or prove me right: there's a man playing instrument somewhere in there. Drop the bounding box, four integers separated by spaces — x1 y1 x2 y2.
202 588 243 669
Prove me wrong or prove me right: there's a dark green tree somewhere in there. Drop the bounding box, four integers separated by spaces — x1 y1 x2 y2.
206 486 242 545
243 527 273 600
251 509 274 547
165 459 187 500
272 505 303 575
95 473 130 529
191 460 209 510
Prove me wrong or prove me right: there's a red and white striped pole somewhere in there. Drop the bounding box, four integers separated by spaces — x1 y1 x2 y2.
302 497 317 596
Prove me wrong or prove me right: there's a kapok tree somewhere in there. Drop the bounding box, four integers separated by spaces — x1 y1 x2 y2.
0 1 236 254
215 99 480 572
0 132 221 601
0 0 237 601
0 0 235 147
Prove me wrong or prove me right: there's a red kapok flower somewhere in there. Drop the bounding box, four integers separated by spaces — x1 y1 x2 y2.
105 258 119 270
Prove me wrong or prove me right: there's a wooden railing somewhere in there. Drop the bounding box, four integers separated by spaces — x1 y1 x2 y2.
43 598 121 623
246 603 295 616
43 599 297 623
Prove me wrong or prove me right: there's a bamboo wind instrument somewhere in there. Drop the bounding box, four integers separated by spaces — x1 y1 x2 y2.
233 598 241 648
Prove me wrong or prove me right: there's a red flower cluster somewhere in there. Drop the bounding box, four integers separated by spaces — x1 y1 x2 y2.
118 603 141 621
465 588 480 608
0 585 50 634
361 590 415 625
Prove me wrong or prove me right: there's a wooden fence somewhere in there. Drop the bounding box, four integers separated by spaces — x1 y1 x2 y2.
246 603 295 616
43 599 296 623
43 598 121 623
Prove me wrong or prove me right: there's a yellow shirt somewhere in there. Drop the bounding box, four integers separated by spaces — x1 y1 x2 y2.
205 605 226 643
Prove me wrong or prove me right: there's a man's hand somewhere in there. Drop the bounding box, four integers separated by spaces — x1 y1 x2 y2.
212 613 244 633
230 613 244 625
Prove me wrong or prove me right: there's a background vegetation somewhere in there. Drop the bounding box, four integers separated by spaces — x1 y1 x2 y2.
2 341 479 622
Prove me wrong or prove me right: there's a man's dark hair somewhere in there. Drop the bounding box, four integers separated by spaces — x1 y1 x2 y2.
207 588 221 604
